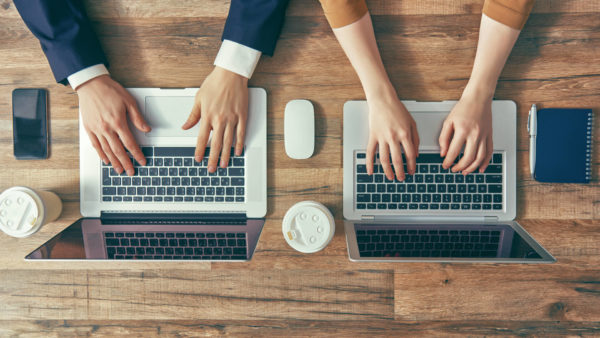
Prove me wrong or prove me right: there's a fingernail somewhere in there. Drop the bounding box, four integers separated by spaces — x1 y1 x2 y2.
235 149 242 156
220 160 226 168
195 156 202 162
127 169 134 176
208 165 216 173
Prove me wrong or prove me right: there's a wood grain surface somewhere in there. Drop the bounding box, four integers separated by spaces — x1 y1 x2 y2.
0 0 599 336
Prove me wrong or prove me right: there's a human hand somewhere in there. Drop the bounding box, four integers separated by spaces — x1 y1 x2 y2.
436 12 520 175
366 89 419 181
439 88 493 174
77 75 150 176
182 67 248 173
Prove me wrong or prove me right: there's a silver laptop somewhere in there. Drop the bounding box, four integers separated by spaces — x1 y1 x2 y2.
27 88 267 261
343 100 555 263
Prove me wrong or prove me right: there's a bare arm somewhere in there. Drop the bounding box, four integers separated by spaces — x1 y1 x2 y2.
440 14 520 174
466 14 521 101
333 13 419 181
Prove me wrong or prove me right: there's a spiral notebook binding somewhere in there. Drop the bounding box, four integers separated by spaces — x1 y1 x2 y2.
585 111 593 181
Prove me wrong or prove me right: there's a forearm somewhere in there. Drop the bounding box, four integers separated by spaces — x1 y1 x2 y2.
464 14 521 98
13 0 108 85
332 13 395 100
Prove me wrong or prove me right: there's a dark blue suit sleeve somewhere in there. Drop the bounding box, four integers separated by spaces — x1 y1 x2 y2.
222 0 290 56
13 0 108 85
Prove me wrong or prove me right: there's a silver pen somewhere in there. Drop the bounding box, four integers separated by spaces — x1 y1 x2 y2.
527 104 537 179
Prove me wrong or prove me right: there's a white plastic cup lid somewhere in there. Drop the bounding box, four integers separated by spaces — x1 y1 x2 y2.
0 187 44 238
282 201 335 253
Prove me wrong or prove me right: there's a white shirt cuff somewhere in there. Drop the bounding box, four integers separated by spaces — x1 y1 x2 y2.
214 40 261 79
67 64 110 90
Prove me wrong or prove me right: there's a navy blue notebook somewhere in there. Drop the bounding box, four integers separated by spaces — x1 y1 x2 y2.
534 108 593 183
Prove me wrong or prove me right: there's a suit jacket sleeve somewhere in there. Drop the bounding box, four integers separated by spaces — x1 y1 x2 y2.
13 0 108 85
222 0 290 56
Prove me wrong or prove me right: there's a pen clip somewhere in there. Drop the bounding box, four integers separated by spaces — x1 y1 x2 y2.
527 108 531 133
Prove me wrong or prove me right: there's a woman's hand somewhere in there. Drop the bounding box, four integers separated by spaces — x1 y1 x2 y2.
439 88 493 174
438 13 522 175
366 89 419 181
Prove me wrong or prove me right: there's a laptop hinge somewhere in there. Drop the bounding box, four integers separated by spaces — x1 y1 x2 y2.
369 214 489 223
484 216 499 223
361 215 375 220
100 212 247 225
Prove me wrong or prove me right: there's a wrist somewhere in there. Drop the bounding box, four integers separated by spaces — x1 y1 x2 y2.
75 74 110 93
462 80 495 103
364 80 396 102
214 66 248 85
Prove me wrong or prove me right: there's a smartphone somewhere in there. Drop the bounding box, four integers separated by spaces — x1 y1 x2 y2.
12 88 49 159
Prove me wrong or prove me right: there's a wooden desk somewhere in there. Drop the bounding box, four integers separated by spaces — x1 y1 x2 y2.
1 1 599 335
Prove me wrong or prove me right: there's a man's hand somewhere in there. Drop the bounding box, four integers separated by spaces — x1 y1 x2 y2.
182 67 248 173
77 75 150 176
439 88 493 175
366 89 419 181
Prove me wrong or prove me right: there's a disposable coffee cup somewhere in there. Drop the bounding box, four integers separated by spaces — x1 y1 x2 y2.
282 201 335 253
0 186 62 238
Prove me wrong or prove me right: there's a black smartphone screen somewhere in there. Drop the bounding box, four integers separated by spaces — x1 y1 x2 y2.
12 88 48 159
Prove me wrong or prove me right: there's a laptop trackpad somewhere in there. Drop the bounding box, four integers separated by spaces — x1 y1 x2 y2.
144 96 199 137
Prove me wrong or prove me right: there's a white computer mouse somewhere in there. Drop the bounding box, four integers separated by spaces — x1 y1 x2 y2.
284 99 314 159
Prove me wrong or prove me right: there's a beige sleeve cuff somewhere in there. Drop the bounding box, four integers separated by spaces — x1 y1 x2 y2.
483 0 535 30
319 0 369 29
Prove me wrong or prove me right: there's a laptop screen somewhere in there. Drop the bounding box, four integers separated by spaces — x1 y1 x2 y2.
27 219 87 259
26 217 264 261
352 222 554 262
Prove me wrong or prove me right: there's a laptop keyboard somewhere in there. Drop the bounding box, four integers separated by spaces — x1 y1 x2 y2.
101 147 245 203
356 228 501 258
354 152 503 211
104 231 248 260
